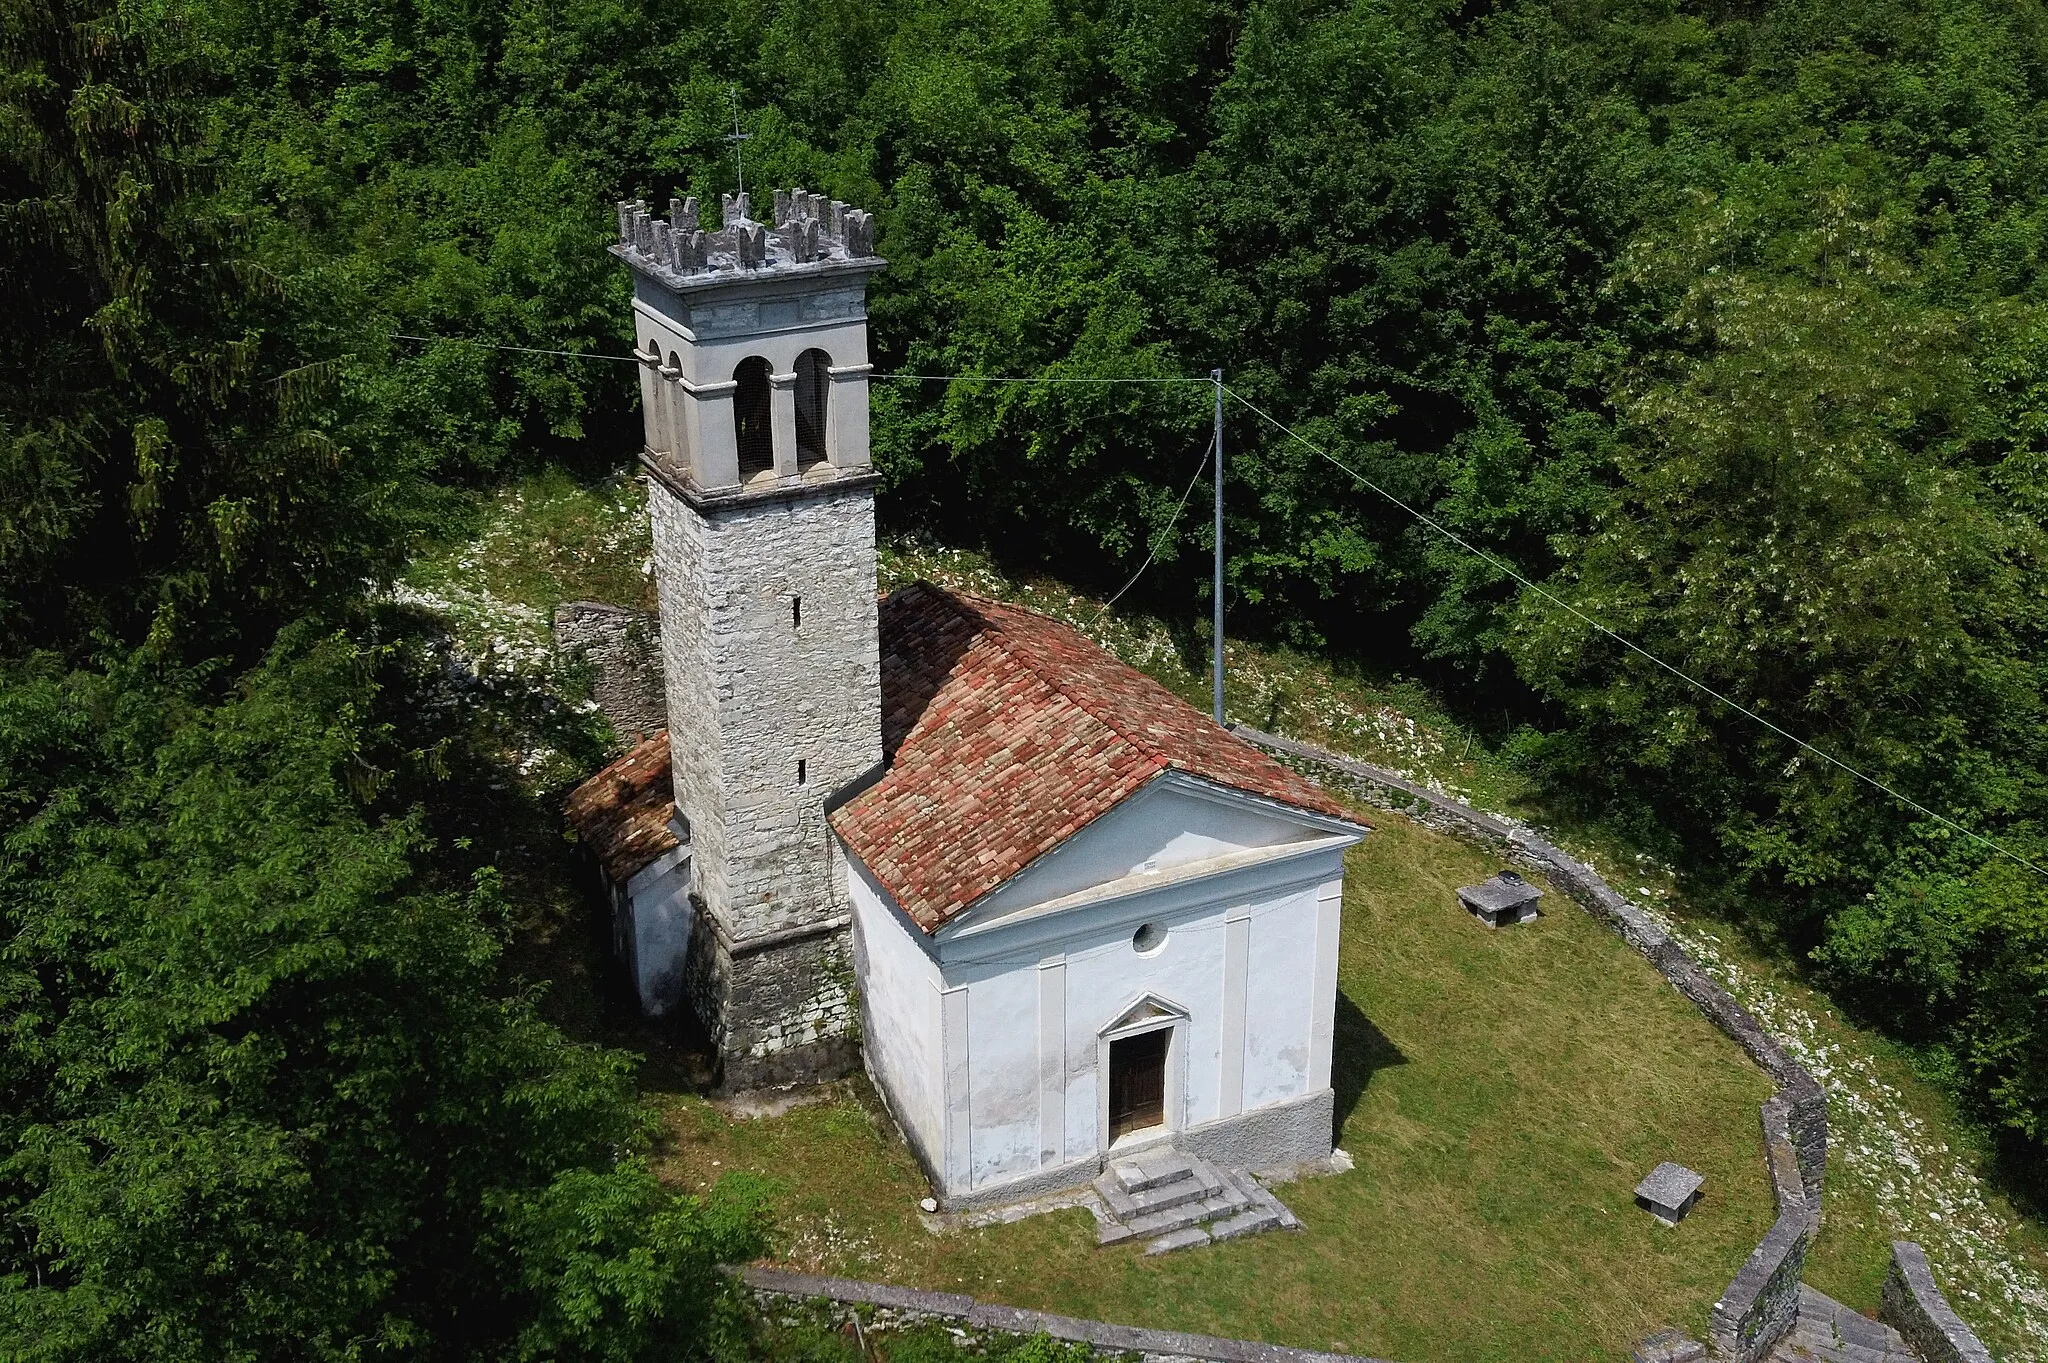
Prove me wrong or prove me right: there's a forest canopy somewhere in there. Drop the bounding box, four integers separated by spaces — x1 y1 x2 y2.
6 0 2048 1353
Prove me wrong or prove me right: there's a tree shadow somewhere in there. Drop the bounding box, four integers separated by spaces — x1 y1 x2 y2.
1330 988 1407 1140
874 582 981 758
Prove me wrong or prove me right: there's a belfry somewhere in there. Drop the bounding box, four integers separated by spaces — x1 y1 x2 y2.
615 188 885 1089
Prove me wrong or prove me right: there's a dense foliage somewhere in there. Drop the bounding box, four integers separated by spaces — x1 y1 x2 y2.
0 635 765 1362
2 5 762 1359
6 0 2048 1348
178 0 2048 1151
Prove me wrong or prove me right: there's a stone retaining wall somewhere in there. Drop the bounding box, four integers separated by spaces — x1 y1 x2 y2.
1226 725 1826 1363
741 1268 1400 1363
1882 1241 1996 1363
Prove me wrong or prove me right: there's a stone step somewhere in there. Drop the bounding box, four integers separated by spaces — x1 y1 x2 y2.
1774 1326 1917 1363
1765 1285 1921 1363
1092 1152 1300 1252
1220 1167 1301 1230
1209 1205 1284 1240
1096 1187 1251 1245
1145 1225 1212 1255
1093 1162 1226 1220
1109 1151 1195 1193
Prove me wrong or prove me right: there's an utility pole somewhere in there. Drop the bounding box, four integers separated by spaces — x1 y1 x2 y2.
1212 369 1225 726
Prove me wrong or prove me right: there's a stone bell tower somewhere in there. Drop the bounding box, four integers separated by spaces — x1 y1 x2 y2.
613 188 883 1089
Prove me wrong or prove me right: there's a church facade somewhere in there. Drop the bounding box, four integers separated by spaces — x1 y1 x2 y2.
567 188 1368 1206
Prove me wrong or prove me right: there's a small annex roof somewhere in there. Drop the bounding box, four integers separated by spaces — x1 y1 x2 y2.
564 731 680 885
829 583 1365 933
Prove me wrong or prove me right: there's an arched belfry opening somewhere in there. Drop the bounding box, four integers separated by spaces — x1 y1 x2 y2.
795 348 831 469
663 350 683 458
733 356 774 479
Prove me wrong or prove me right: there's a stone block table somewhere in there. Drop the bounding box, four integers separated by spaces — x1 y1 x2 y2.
1455 870 1543 928
1635 1162 1705 1226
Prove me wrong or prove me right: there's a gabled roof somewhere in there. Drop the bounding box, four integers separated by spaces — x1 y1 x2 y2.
564 731 680 884
829 583 1363 933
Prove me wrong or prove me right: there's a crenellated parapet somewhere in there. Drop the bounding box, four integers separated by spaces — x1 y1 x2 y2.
614 188 878 283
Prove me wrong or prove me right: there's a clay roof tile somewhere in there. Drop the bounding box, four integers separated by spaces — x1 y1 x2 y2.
830 583 1362 932
563 731 681 884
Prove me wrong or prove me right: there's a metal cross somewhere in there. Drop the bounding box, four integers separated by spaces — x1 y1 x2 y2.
726 85 752 199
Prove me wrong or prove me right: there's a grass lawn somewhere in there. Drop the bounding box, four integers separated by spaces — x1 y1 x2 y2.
651 808 1777 1363
401 465 2044 1355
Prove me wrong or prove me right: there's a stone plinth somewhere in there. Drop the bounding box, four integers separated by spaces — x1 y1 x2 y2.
1635 1162 1705 1226
1455 870 1542 927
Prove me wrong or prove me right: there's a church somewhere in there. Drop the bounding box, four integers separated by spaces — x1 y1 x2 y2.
565 188 1369 1208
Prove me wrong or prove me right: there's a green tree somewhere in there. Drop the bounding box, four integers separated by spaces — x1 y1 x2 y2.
0 634 765 1362
0 0 408 661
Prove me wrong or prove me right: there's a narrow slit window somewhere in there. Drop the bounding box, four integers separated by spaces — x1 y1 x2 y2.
792 596 802 629
796 759 807 785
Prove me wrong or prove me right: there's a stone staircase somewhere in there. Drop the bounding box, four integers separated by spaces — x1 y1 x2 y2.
1765 1286 1920 1363
1091 1148 1301 1254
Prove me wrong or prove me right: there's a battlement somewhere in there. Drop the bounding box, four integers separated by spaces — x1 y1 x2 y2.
614 188 879 284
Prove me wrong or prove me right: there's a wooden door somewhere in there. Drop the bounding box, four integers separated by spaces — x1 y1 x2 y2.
1108 1028 1169 1141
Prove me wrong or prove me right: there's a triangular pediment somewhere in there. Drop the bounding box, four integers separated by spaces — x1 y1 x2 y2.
933 770 1362 940
1102 993 1189 1035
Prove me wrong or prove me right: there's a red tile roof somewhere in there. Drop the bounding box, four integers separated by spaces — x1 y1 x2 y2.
830 583 1363 932
564 731 680 884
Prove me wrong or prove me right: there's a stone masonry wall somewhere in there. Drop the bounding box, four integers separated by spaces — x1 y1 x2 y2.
552 600 667 746
650 474 878 1088
725 925 860 1090
1882 1241 1997 1363
681 905 860 1090
741 1268 1402 1363
648 479 882 947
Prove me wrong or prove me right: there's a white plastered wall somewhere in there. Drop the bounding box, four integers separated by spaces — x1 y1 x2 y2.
847 858 946 1168
848 775 1361 1201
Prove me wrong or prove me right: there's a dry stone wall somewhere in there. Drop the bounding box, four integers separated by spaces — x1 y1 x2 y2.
1883 1241 1997 1363
741 1268 1400 1363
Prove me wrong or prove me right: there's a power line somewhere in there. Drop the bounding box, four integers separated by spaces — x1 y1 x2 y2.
372 328 2038 875
1096 434 1212 618
872 373 1212 386
389 334 641 363
1221 384 2048 882
384 337 1208 386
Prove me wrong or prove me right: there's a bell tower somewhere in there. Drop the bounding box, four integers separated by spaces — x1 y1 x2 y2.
614 188 883 1089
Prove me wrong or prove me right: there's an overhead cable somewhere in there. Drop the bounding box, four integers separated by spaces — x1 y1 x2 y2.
1096 435 1213 617
1221 384 2048 882
372 331 2038 877
389 333 643 363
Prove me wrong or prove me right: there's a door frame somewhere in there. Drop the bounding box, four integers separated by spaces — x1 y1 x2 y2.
1096 995 1188 1153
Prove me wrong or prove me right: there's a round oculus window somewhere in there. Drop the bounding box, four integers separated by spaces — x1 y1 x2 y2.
1132 922 1168 955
